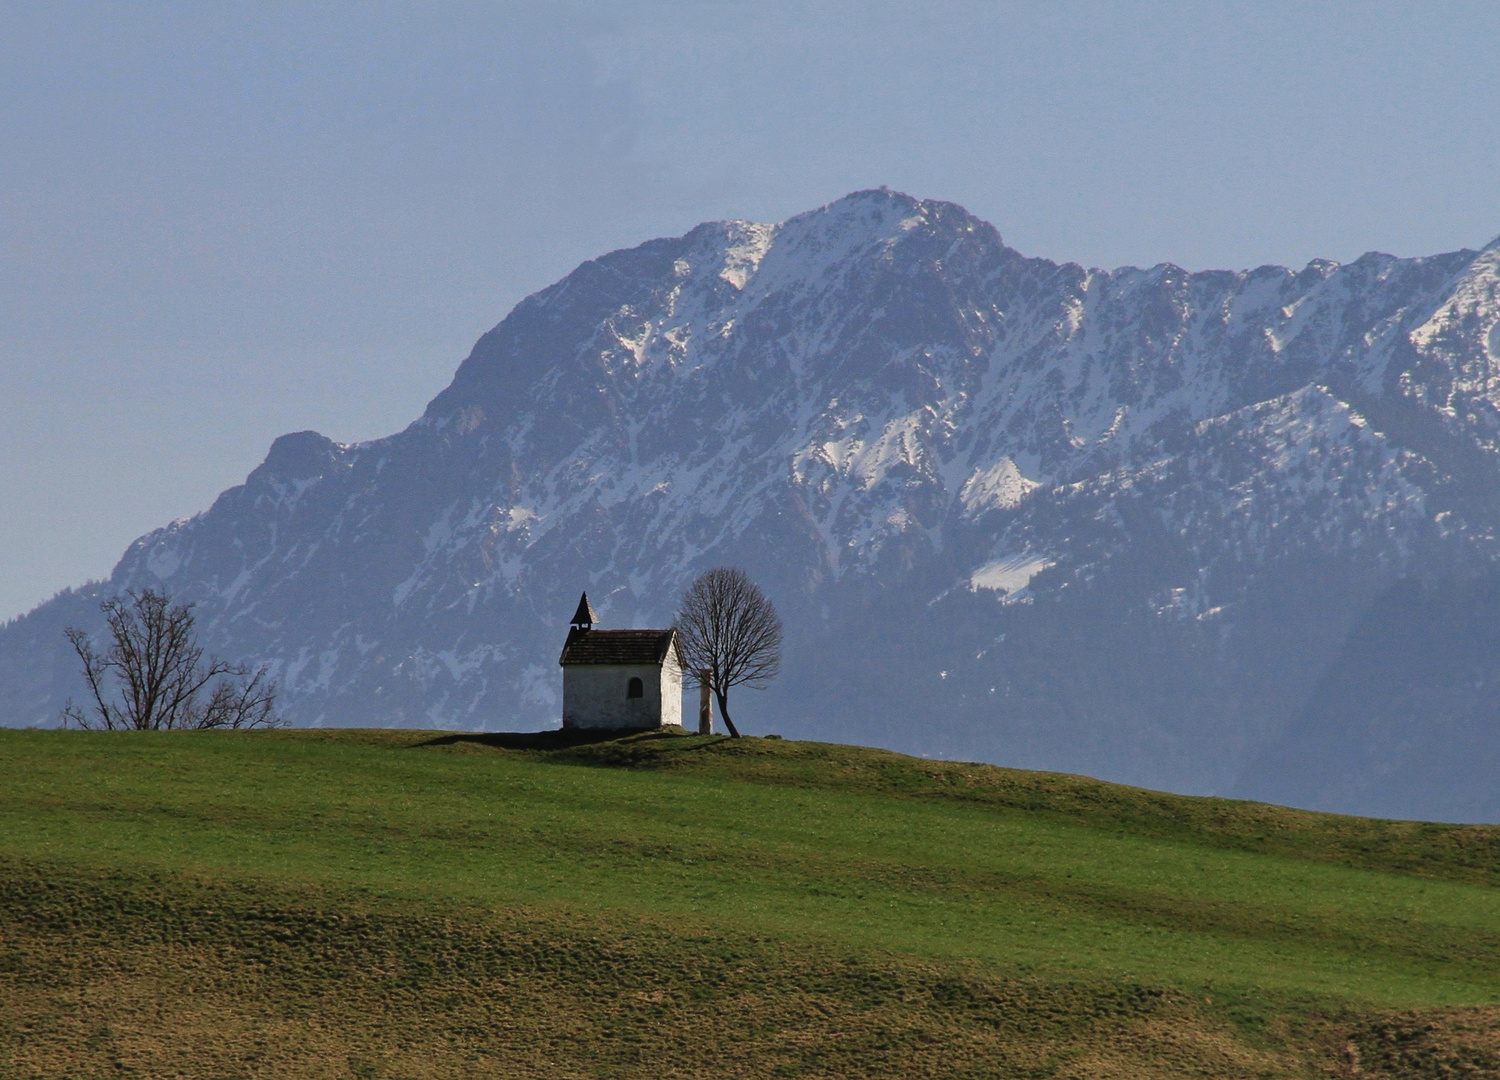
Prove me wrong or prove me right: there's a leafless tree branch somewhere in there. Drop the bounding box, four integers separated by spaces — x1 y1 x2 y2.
62 589 282 731
674 567 782 737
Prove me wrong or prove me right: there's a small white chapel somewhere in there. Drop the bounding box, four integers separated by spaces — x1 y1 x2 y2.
557 592 684 730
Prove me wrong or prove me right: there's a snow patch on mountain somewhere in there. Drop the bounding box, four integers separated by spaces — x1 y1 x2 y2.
960 458 1039 516
970 554 1053 597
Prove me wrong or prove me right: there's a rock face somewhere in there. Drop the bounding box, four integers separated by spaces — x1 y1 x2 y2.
6 190 1500 821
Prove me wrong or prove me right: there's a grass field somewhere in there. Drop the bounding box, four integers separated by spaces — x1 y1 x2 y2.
1 727 1497 1078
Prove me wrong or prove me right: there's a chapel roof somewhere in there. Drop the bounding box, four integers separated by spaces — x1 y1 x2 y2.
558 628 682 667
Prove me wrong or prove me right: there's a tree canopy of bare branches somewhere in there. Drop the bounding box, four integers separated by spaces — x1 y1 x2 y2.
62 589 281 731
674 567 782 738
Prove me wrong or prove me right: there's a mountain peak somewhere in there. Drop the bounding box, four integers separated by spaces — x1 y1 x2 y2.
247 430 344 486
778 188 1002 252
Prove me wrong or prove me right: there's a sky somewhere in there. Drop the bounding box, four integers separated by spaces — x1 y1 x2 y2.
3 0 1500 622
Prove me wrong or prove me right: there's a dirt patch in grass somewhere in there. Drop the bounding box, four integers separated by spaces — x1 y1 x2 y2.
1329 1006 1500 1078
0 859 1416 1080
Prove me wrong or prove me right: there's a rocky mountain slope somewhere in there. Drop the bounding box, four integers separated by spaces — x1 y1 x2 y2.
6 189 1500 820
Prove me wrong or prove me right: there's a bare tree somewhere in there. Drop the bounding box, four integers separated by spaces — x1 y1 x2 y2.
674 567 782 738
62 589 280 731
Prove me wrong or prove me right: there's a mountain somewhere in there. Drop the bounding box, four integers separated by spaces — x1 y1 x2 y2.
5 189 1500 821
1236 573 1500 821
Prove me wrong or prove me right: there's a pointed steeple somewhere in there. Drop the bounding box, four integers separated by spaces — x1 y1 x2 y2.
569 592 599 630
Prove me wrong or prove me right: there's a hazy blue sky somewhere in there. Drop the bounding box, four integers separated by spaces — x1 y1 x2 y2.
4 1 1499 620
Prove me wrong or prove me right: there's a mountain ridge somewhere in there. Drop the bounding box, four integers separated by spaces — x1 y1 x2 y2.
5 188 1500 821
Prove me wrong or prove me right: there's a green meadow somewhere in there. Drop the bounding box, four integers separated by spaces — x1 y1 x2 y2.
1 727 1497 1078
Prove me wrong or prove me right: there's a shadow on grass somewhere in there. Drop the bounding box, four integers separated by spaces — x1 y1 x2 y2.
411 726 718 754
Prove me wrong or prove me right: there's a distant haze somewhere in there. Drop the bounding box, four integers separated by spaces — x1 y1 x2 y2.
3 1 1499 621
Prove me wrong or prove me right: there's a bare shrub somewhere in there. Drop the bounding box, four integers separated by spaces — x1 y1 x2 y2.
62 589 280 731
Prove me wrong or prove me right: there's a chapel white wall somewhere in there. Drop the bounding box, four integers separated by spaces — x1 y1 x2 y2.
658 650 683 728
563 661 682 729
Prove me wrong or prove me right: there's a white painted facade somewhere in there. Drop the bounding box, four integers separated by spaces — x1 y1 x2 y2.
562 651 683 730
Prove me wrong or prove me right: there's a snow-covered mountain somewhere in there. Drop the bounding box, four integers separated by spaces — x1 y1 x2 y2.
7 189 1500 821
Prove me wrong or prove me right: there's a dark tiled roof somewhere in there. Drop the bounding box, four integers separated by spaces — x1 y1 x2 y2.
558 628 681 667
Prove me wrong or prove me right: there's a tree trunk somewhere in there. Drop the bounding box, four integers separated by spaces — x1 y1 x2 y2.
714 686 741 738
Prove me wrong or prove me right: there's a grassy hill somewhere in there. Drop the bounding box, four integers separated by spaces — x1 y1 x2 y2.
0 727 1497 1078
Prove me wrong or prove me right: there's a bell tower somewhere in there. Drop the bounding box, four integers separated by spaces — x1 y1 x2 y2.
569 592 599 631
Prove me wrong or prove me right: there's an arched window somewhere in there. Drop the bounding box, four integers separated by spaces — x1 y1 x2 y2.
627 677 644 699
